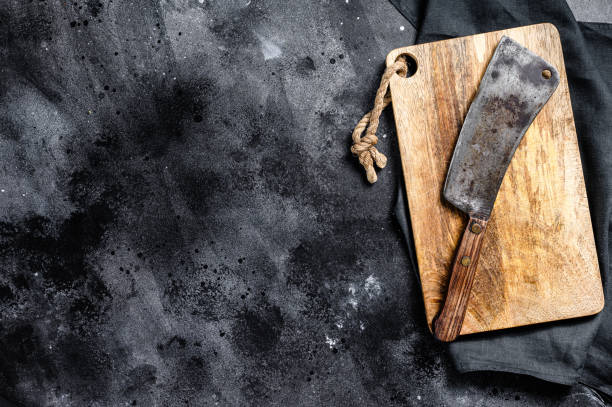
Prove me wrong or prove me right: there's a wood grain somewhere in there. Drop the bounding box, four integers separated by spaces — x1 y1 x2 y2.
386 23 604 336
433 217 488 342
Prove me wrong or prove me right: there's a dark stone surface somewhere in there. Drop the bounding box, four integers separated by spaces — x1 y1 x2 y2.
0 0 596 405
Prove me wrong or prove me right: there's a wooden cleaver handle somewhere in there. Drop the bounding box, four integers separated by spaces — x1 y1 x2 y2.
433 216 488 342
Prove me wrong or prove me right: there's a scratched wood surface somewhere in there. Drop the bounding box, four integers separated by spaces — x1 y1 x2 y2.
387 23 604 335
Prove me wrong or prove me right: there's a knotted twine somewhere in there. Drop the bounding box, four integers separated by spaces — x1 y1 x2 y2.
351 56 408 183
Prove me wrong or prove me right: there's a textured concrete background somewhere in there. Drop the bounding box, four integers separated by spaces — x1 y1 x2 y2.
566 0 612 23
0 1 609 406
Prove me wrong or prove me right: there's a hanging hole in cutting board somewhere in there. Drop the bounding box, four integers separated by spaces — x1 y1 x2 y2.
542 69 552 79
397 53 418 78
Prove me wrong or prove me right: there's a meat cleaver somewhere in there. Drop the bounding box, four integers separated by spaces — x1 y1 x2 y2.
432 36 560 342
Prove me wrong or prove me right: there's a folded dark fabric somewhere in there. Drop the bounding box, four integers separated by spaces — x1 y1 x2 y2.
390 0 612 395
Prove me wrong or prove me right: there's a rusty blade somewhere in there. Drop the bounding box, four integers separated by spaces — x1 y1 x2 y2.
443 36 560 219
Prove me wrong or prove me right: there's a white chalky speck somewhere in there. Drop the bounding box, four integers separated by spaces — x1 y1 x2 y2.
0 189 4 193
198 0 204 3
256 34 282 60
417 395 422 400
325 334 338 348
356 16 360 20
400 25 405 31
364 274 382 298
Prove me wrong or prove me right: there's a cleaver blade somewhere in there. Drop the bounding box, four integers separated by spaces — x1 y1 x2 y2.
433 36 560 342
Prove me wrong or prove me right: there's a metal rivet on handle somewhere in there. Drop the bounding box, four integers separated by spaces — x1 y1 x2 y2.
470 222 482 234
461 256 471 267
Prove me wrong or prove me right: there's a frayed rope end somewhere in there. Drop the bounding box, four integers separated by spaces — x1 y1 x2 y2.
350 56 407 184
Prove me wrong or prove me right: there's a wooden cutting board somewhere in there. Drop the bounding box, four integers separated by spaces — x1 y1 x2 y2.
387 23 604 336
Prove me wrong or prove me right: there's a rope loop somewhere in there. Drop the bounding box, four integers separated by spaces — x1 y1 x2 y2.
351 56 408 183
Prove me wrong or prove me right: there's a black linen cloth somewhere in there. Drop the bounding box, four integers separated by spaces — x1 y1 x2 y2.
390 0 612 395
